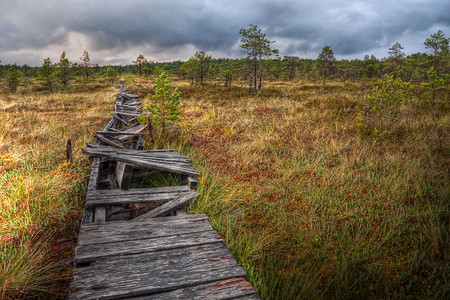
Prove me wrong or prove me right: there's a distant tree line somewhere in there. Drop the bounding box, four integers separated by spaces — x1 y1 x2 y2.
0 29 448 94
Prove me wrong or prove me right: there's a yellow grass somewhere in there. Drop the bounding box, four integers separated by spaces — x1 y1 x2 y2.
0 86 116 298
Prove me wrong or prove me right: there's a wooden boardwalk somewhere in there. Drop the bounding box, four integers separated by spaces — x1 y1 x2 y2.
69 84 259 299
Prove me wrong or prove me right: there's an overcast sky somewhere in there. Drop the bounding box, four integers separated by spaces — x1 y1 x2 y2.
1 0 449 66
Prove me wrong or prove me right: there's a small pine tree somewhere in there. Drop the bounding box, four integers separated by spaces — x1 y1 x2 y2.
5 66 20 92
138 72 181 134
422 66 445 102
38 58 55 92
56 50 71 87
80 50 91 80
105 66 119 84
356 75 412 139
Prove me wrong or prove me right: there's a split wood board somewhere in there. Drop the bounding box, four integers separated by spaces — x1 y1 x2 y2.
85 190 193 206
86 186 191 206
77 214 210 246
132 278 259 299
84 144 176 153
110 154 200 177
133 191 198 219
70 243 248 299
75 229 223 264
87 185 191 199
82 147 190 161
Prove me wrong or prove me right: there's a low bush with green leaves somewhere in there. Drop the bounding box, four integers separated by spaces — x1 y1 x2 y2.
356 75 412 138
138 72 181 135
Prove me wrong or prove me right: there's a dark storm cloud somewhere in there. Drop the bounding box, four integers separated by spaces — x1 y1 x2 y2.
0 0 449 65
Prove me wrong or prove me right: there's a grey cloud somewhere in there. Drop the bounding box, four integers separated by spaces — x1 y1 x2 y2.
0 0 449 65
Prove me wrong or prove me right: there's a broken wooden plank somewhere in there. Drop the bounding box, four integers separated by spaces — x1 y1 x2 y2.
94 134 126 149
83 145 176 153
121 93 140 99
85 191 190 206
115 111 142 117
102 116 117 132
115 161 133 190
77 214 210 246
81 157 101 224
82 149 193 164
133 278 259 300
116 124 147 141
115 103 142 110
112 113 130 126
86 185 190 198
75 230 222 264
87 157 101 192
95 131 140 136
111 154 200 177
115 155 193 166
70 243 247 300
134 191 198 219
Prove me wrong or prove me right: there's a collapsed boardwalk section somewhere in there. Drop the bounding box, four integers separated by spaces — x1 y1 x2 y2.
70 84 259 299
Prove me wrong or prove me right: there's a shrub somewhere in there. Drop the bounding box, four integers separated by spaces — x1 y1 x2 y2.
421 66 446 102
5 67 20 92
356 75 412 139
138 72 182 134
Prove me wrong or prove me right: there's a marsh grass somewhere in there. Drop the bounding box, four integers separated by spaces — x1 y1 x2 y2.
0 86 116 298
137 78 448 299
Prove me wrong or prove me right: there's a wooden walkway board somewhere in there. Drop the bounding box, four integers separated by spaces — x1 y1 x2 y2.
133 278 259 299
75 230 223 264
77 214 211 246
85 186 192 206
70 216 251 300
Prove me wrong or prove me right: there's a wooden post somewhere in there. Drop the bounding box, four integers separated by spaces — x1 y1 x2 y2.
66 139 73 164
188 177 199 190
115 161 133 190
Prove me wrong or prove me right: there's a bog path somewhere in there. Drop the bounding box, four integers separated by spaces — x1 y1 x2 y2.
69 83 259 299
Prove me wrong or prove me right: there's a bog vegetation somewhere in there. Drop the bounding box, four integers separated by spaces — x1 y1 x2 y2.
0 27 448 299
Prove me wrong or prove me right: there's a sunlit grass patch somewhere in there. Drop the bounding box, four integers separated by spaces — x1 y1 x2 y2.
0 85 116 298
141 79 449 299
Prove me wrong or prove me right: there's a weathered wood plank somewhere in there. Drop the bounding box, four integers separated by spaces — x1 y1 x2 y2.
115 161 133 190
102 117 117 132
83 145 177 153
78 214 210 246
87 157 101 192
133 278 259 299
94 206 106 223
134 191 198 219
114 155 193 166
116 124 147 141
94 134 125 149
70 243 247 300
111 154 200 177
120 93 140 99
95 131 140 136
112 113 129 126
75 230 222 264
115 111 141 117
87 185 190 197
82 149 190 162
82 157 101 224
85 191 191 206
